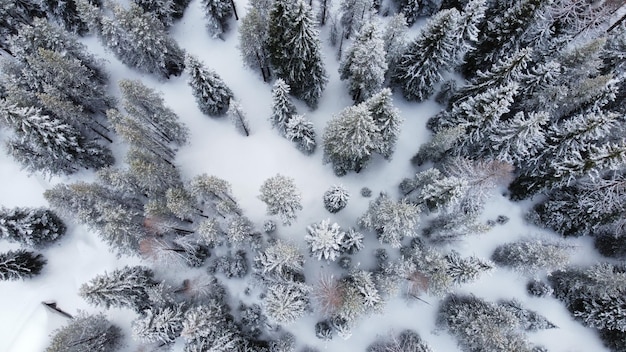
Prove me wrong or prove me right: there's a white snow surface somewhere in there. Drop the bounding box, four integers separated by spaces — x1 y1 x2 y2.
0 1 612 351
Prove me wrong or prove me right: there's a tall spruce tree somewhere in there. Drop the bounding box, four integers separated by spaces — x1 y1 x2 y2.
46 313 123 352
365 88 402 160
270 79 297 135
185 55 233 117
0 249 46 281
393 8 461 101
267 0 327 108
202 0 234 38
323 103 380 175
339 21 388 103
238 7 271 82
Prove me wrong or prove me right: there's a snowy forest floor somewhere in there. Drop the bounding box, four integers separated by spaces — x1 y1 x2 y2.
0 0 615 351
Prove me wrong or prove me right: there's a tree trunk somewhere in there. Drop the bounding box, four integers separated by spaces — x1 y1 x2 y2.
230 0 239 20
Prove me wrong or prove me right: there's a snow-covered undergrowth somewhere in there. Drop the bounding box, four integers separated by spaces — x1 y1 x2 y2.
0 0 614 351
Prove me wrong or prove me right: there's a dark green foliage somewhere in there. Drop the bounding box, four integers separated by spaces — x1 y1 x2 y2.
0 207 66 248
46 313 123 352
595 233 626 259
0 249 46 280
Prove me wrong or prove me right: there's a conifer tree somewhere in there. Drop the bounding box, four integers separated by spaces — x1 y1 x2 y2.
0 101 114 176
306 219 346 261
393 8 461 101
238 7 271 82
487 111 548 164
202 0 234 38
44 182 146 255
0 207 66 248
46 313 123 352
133 0 180 28
323 104 380 176
0 249 46 281
132 304 186 344
186 55 233 117
492 237 572 274
40 0 90 34
270 79 297 135
382 13 408 79
0 0 44 54
285 115 317 154
339 21 387 103
323 185 350 213
79 265 157 312
254 240 305 282
228 100 251 136
267 0 328 108
359 193 420 248
365 88 402 160
264 283 310 324
85 1 186 78
259 175 303 225
340 0 374 38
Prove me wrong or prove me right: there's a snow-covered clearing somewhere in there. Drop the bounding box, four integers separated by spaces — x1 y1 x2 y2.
0 0 612 351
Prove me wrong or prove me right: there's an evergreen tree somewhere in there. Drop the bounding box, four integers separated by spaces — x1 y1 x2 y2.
133 0 179 28
185 55 233 116
0 249 46 281
46 313 123 352
203 0 233 37
445 250 493 285
488 111 548 164
285 115 317 154
0 0 44 54
88 2 186 78
79 265 157 312
306 219 346 261
382 13 408 79
393 8 461 101
323 185 350 213
0 207 66 248
437 294 534 352
132 304 186 344
238 7 271 82
394 0 420 26
339 21 387 103
492 237 572 274
44 182 146 255
254 240 305 283
359 193 421 248
340 0 374 38
270 79 297 135
498 299 557 331
40 0 90 34
365 88 402 160
264 283 310 324
228 100 251 136
323 104 380 176
259 174 303 225
368 329 434 352
267 0 328 108
226 216 254 244
0 101 113 176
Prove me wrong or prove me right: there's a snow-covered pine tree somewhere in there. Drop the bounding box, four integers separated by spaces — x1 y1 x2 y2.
127 147 183 198
259 174 303 225
0 0 44 54
186 55 233 116
79 265 158 312
267 0 328 108
323 103 380 176
365 88 402 160
323 185 350 213
239 7 271 82
132 0 179 28
254 240 305 283
359 193 420 248
165 187 197 221
227 216 254 244
202 0 234 38
487 111 548 164
340 0 374 38
264 283 310 324
498 299 557 331
44 182 146 255
0 101 113 176
412 126 465 166
306 219 346 261
40 0 90 34
0 207 66 248
46 313 123 352
228 100 251 136
339 21 387 103
270 79 297 135
462 0 546 76
93 2 186 78
437 294 534 352
181 301 244 349
445 250 493 285
492 237 572 274
454 0 487 62
132 304 186 344
393 8 461 101
189 174 242 218
0 249 46 281
382 13 408 80
394 0 420 26
368 329 434 352
285 115 317 154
